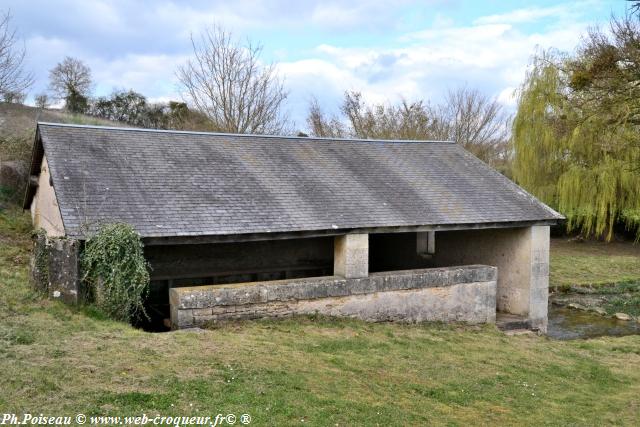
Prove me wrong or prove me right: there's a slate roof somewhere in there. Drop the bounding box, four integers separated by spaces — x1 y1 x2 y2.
26 122 563 239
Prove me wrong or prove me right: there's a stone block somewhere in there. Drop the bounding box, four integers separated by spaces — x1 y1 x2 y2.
334 234 368 278
47 238 81 304
30 232 49 293
531 262 549 278
171 306 194 329
193 308 213 317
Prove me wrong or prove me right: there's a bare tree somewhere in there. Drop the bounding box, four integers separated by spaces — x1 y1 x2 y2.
0 11 33 101
307 97 346 137
34 93 49 109
2 89 25 103
308 91 438 140
342 91 438 140
306 88 511 172
177 25 289 134
434 87 511 166
49 56 92 101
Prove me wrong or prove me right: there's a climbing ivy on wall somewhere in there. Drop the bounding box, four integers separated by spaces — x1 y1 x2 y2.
81 223 150 322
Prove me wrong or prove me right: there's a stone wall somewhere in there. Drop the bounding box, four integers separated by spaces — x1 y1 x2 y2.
431 226 550 332
170 265 497 329
29 155 65 237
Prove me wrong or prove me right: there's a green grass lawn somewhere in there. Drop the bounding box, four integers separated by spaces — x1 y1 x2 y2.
550 238 640 289
2 208 640 425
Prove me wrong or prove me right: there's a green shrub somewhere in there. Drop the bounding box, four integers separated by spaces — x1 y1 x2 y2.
81 223 150 322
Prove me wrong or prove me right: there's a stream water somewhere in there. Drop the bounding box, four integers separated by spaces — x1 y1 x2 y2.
547 305 640 340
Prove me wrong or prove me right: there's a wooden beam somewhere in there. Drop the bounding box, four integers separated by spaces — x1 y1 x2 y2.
142 220 560 246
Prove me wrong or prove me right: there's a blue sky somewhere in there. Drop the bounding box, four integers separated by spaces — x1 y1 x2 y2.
3 0 629 130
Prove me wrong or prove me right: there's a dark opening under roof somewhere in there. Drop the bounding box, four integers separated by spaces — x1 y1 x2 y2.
26 122 563 240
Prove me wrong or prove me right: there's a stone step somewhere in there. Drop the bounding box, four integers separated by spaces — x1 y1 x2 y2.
502 329 536 336
496 313 531 331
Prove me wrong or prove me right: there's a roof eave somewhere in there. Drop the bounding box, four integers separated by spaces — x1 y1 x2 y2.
22 126 44 210
139 218 563 246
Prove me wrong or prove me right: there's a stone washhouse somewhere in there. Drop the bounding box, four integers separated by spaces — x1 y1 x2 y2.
23 123 563 331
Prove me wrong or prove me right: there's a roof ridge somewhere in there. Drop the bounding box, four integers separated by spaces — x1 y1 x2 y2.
36 121 455 144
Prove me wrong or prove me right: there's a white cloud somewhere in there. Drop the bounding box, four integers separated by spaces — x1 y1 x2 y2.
474 5 570 25
309 0 421 29
278 13 595 130
9 0 612 132
23 36 188 103
497 86 518 108
310 3 363 28
92 53 188 101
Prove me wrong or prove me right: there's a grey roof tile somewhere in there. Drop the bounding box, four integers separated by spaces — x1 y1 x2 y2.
34 122 562 238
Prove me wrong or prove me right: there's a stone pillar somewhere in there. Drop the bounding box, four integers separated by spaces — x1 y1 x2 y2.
416 231 435 258
30 232 49 293
429 225 551 332
48 238 81 304
334 234 368 278
528 226 550 332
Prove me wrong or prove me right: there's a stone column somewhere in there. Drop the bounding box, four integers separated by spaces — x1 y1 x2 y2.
334 234 368 278
31 232 49 293
528 226 550 332
48 238 81 304
428 225 551 332
416 231 436 258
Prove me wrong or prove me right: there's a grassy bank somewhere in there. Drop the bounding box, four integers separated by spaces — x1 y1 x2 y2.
594 282 640 317
2 210 640 425
550 238 640 289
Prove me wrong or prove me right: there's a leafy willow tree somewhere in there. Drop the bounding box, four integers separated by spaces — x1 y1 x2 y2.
513 16 640 240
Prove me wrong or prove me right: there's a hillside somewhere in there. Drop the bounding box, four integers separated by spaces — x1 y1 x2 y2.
0 102 124 139
0 103 126 205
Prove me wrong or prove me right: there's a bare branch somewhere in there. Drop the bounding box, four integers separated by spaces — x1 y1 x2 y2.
0 10 33 99
436 86 511 164
48 56 93 100
177 25 289 135
306 96 347 138
306 88 510 168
